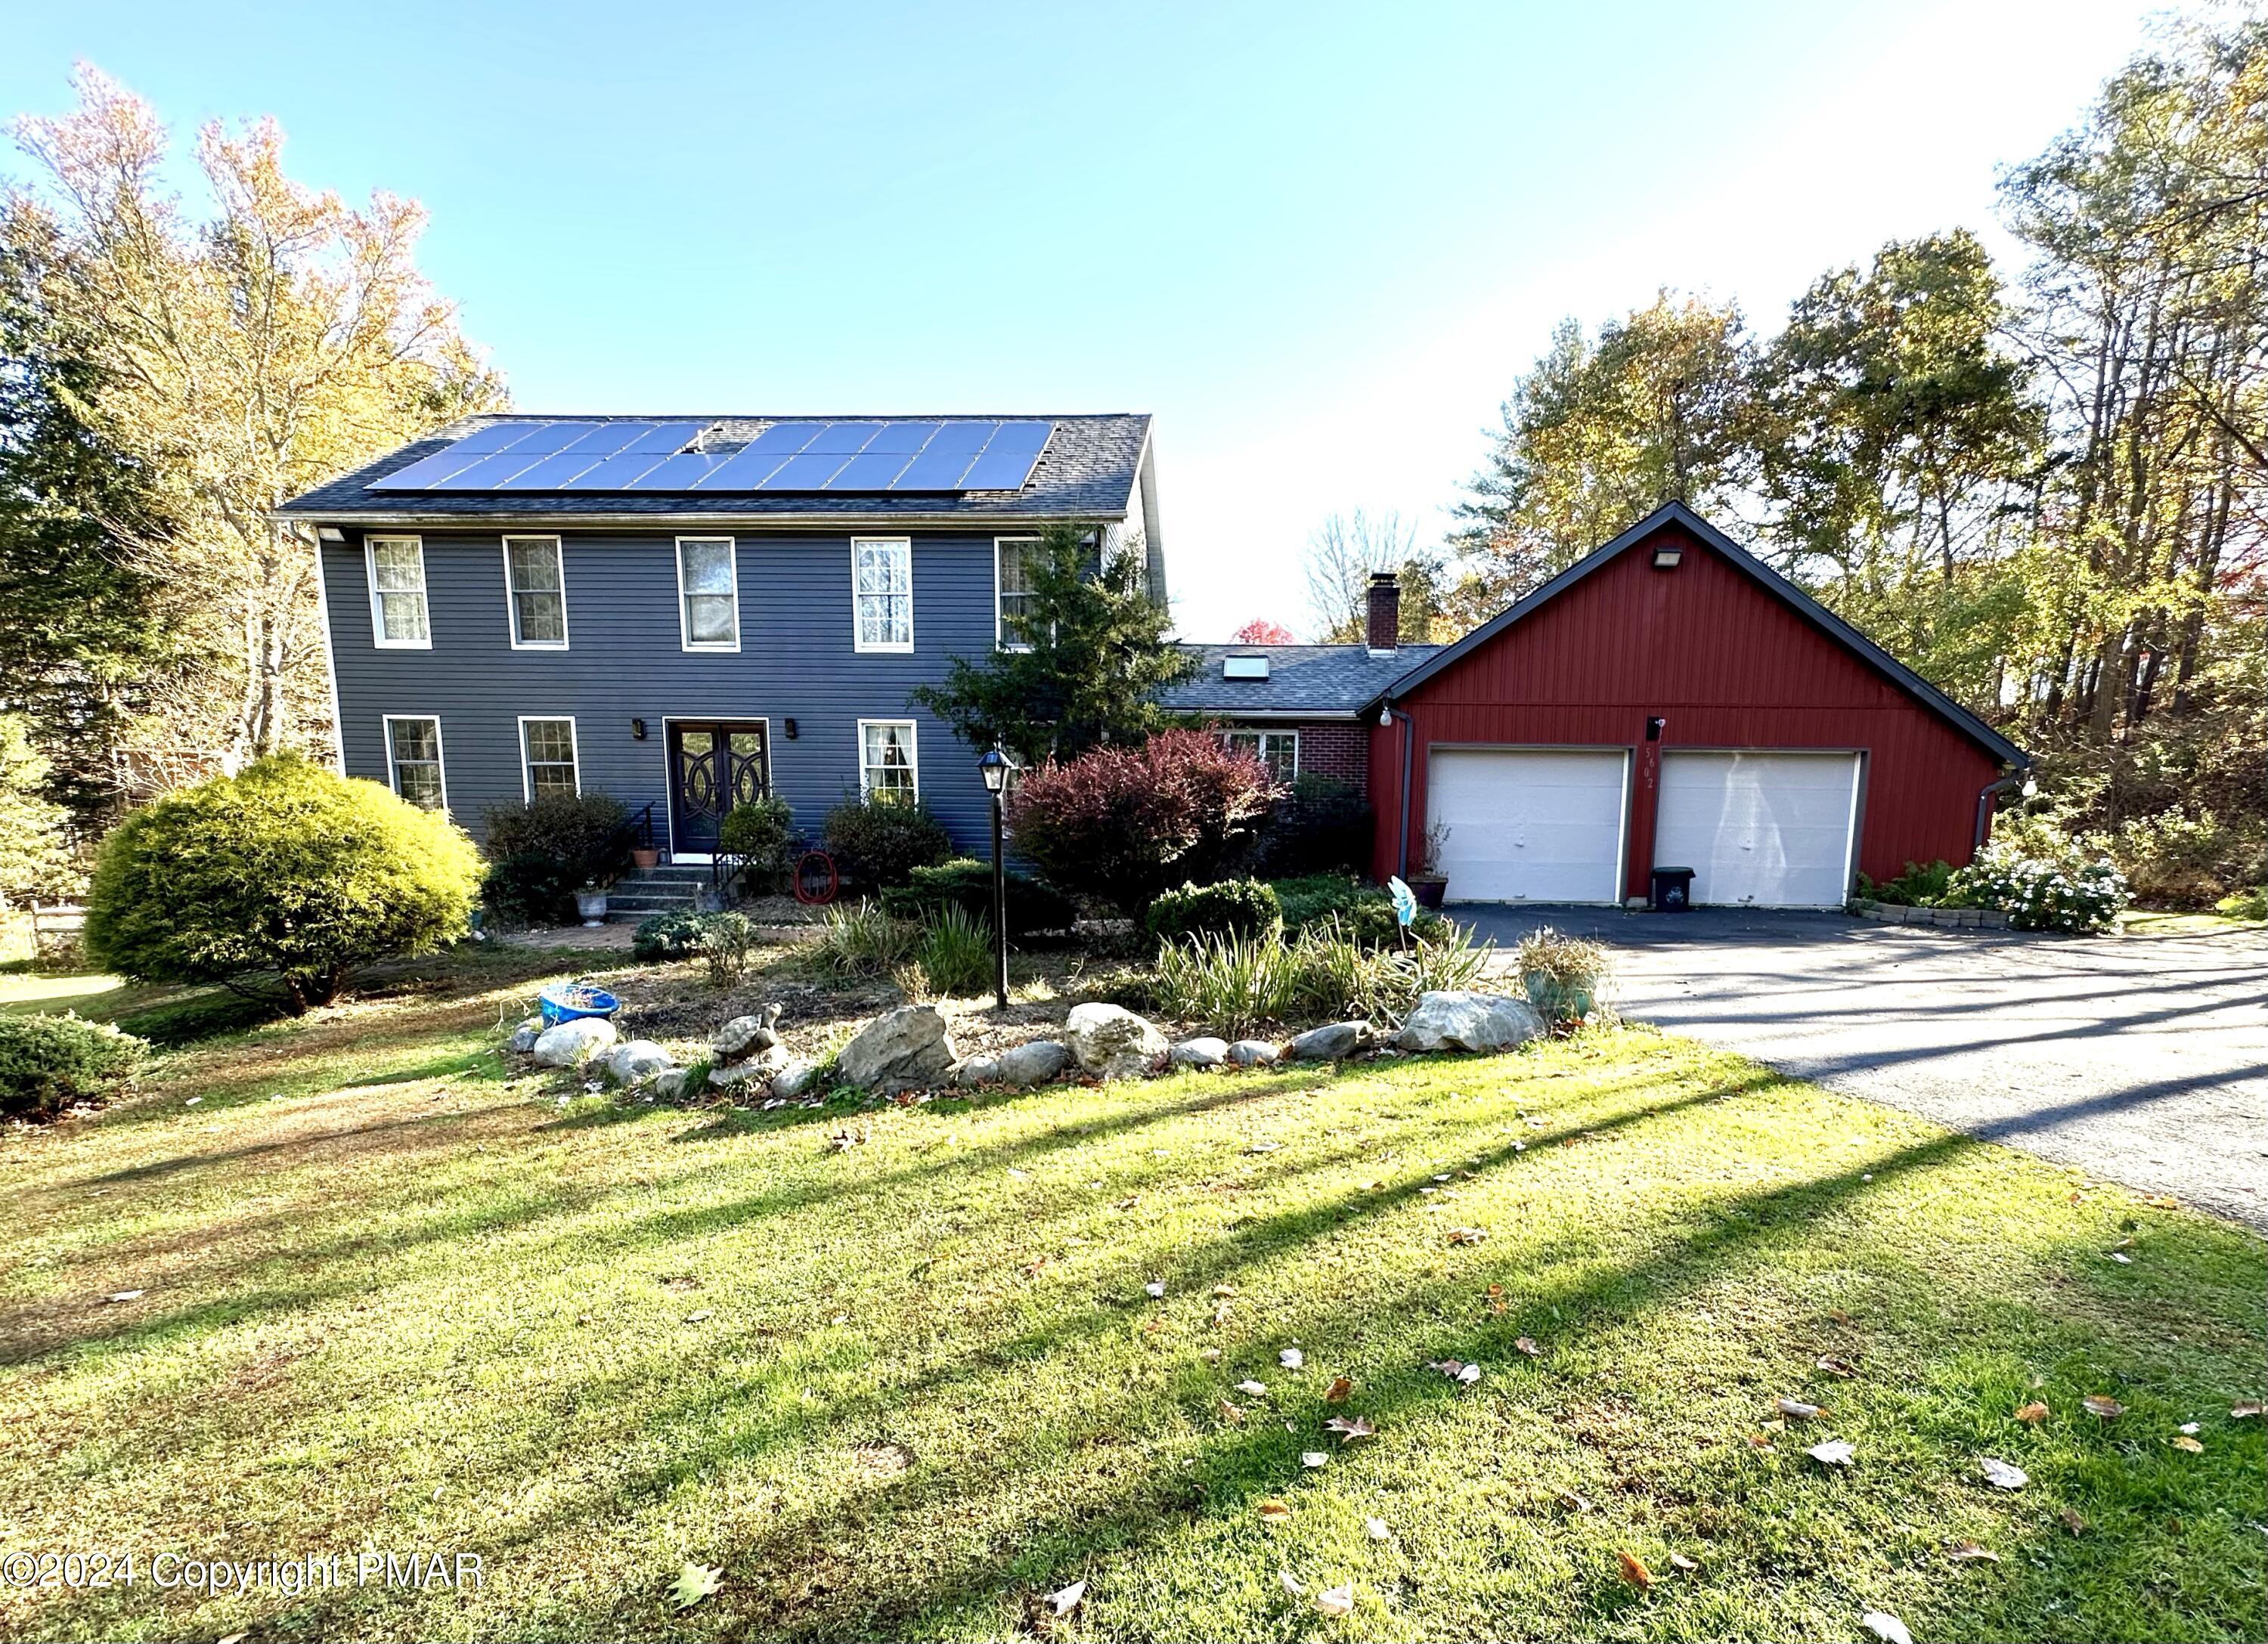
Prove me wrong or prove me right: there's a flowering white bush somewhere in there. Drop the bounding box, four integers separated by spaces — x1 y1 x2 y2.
1948 842 2128 933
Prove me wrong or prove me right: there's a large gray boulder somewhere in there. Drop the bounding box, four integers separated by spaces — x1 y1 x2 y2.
655 1067 692 1101
507 1016 542 1054
1394 990 1546 1054
1286 1020 1373 1062
605 1039 676 1085
995 1039 1072 1088
712 1003 782 1062
836 1004 956 1091
1225 1039 1281 1067
532 1017 617 1067
1168 1036 1228 1069
1065 1002 1169 1079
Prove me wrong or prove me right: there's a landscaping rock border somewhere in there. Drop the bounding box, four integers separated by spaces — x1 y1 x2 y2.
1854 899 2012 930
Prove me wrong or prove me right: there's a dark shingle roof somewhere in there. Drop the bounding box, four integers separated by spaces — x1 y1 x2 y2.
276 412 1151 523
1162 643 1443 718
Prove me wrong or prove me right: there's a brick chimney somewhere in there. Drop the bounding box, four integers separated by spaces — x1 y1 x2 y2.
1365 571 1401 655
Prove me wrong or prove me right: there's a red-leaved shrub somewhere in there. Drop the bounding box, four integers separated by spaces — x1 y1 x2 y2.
1005 730 1279 915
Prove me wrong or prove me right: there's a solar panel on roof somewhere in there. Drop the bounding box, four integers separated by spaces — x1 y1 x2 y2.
360 416 1054 494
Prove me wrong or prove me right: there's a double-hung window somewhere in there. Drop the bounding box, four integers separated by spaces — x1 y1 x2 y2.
858 720 919 803
384 715 447 810
1224 728 1299 784
676 537 739 651
519 717 580 799
995 536 1039 649
852 537 912 652
503 536 569 649
366 537 430 647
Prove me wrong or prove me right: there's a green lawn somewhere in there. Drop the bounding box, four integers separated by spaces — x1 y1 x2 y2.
0 954 2260 1642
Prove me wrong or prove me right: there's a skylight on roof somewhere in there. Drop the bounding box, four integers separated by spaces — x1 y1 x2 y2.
1222 655 1269 680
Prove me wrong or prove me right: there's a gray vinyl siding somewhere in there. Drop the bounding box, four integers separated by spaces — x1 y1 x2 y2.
323 528 1009 854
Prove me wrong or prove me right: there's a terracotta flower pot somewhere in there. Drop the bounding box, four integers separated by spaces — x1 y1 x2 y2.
631 847 660 870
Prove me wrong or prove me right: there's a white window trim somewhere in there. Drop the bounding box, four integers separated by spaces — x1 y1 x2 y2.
994 534 1040 652
1225 726 1300 780
381 714 449 811
516 714 581 802
850 537 914 655
501 535 571 651
364 535 431 650
856 718 920 802
674 535 741 653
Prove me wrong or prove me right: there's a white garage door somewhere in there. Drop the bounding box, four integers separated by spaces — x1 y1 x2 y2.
1427 748 1628 904
1654 751 1861 908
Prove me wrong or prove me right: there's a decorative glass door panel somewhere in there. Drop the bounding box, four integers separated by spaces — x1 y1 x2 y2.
668 721 770 854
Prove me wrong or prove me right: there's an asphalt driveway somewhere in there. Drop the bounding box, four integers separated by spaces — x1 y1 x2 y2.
1455 904 2268 1230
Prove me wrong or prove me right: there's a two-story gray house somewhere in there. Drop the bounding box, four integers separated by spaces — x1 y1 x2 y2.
278 413 1163 861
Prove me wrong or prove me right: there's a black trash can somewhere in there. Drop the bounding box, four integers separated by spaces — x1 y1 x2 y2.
1650 865 1695 912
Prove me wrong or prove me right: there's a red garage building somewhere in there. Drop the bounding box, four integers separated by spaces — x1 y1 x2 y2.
1171 503 2027 909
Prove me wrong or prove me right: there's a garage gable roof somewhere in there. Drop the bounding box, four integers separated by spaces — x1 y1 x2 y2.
1376 502 2028 768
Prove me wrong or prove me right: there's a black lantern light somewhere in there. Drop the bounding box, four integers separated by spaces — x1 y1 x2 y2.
976 748 1015 1007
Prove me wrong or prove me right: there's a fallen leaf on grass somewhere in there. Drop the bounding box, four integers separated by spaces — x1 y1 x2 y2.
1145 1281 1166 1299
1218 1397 1246 1423
1237 1378 1268 1396
1947 1540 2000 1562
1048 1578 1086 1616
1979 1457 2028 1489
1555 1490 1593 1512
2060 1506 2088 1534
1325 1416 1375 1442
103 1291 144 1304
1212 1303 1234 1327
2014 1401 2049 1423
683 1311 712 1324
2170 1434 2204 1453
1815 1355 1857 1378
1315 1584 1354 1618
1427 1358 1482 1385
1324 1375 1352 1403
1258 1498 1291 1524
1745 1433 1775 1452
1861 1612 1914 1644
2107 1252 2133 1264
2082 1394 2124 1419
1445 1227 1487 1246
1213 1283 1237 1298
1301 1450 1329 1469
1486 1283 1507 1314
1514 1336 1541 1357
1668 1551 1699 1571
1616 1550 1653 1589
2228 1401 2262 1420
1198 1346 1222 1362
1280 1348 1304 1370
1365 1517 1390 1541
1279 1568 1305 1596
1776 1398 1822 1419
1807 1439 1855 1466
1826 1308 1854 1326
669 1562 723 1611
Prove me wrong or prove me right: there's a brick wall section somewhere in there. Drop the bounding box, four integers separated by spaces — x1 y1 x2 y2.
1294 722 1368 790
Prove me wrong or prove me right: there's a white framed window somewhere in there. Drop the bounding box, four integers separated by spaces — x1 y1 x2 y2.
857 720 919 803
518 716 580 800
995 535 1040 650
852 537 913 653
502 536 569 649
1224 728 1299 784
365 536 430 648
675 536 739 652
383 714 448 810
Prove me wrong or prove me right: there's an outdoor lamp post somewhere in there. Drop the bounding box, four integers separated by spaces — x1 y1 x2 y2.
977 748 1014 1008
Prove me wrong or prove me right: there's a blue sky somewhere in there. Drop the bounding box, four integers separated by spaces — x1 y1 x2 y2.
3 1 2180 638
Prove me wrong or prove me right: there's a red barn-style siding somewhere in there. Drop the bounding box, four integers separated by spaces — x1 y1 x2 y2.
1367 515 2013 900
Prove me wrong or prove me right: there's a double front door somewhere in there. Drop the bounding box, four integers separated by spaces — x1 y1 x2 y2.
668 720 770 856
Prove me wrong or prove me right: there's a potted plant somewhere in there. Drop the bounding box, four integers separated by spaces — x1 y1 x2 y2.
630 843 660 872
1406 819 1451 909
574 881 610 927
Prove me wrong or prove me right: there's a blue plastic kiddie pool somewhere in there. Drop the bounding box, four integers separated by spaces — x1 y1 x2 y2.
537 980 620 1028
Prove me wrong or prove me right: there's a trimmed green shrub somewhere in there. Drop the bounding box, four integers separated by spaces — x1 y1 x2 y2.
878 857 1080 937
2217 885 2266 921
822 795 953 890
1855 860 1960 908
1254 775 1371 878
0 1012 148 1121
85 756 484 1014
1948 842 2127 933
1145 878 1281 947
632 909 708 961
719 797 794 890
481 793 631 924
1270 874 1448 946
